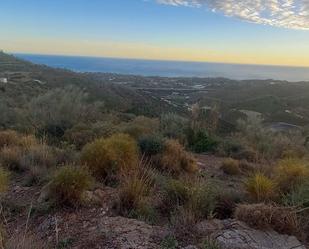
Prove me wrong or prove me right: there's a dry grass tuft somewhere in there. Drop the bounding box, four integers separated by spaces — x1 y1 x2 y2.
235 203 300 236
161 139 197 175
0 146 23 171
221 158 241 175
0 130 19 149
119 160 155 214
49 165 93 206
275 158 309 193
0 167 9 193
81 133 139 180
245 173 277 202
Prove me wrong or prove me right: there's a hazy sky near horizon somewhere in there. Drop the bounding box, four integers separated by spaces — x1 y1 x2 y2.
1 0 309 67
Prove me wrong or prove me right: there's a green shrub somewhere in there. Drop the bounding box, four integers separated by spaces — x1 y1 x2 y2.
245 173 276 202
187 129 217 153
81 133 139 180
203 239 220 249
160 113 188 142
221 158 241 175
138 135 164 156
0 167 9 193
163 177 217 220
282 181 309 208
161 139 197 175
49 165 93 206
160 235 178 249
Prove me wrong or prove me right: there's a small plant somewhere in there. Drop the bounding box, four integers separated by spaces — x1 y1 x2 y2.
161 139 197 175
119 116 159 140
187 129 217 153
282 181 309 208
0 130 19 148
119 161 154 215
203 239 220 249
20 143 56 169
160 235 178 249
0 167 9 193
138 135 164 156
235 204 300 236
221 158 241 175
57 238 74 249
245 173 276 202
214 190 243 219
81 133 139 180
49 165 93 206
274 158 309 193
0 146 23 171
163 177 217 220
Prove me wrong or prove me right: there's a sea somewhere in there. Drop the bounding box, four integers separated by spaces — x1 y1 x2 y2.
15 53 309 82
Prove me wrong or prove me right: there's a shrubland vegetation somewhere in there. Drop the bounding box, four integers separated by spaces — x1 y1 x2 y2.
1 53 309 247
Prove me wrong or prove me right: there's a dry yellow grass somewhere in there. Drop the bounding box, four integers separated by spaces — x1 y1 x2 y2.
274 158 309 193
0 130 19 149
221 158 241 175
235 204 300 236
161 139 197 175
0 146 23 171
245 173 276 202
0 167 9 193
49 165 93 206
81 133 139 179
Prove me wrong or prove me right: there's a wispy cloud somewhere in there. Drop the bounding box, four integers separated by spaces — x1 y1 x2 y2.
156 0 309 30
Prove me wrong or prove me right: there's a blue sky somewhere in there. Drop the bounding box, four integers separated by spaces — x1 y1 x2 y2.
1 0 309 66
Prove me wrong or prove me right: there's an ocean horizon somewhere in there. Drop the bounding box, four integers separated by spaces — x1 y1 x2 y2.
14 53 309 82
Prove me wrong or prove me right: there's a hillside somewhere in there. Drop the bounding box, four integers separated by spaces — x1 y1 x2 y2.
1 53 309 249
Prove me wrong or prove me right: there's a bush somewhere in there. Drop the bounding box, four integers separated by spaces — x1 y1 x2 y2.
64 123 97 149
161 139 197 175
203 239 220 249
275 158 309 193
0 130 19 148
49 165 93 206
214 190 244 219
160 235 178 249
187 129 217 153
245 173 276 202
221 158 241 175
160 113 188 142
119 168 154 214
0 167 9 193
27 86 103 139
282 181 309 208
0 146 23 171
81 133 139 180
20 143 56 169
163 177 217 221
138 135 164 156
235 204 300 236
119 116 159 140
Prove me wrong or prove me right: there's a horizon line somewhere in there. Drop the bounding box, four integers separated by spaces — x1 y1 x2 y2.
8 50 309 70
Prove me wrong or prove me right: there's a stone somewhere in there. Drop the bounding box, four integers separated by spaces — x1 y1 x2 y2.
209 220 306 249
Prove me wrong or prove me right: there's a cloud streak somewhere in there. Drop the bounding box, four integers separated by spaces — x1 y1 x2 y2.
157 0 309 30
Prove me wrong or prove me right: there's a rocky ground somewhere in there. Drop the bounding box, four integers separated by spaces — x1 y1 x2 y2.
2 155 307 249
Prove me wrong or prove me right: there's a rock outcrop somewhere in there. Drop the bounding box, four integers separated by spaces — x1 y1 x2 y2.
196 219 306 249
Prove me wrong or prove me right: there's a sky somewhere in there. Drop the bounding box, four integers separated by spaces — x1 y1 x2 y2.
1 0 309 67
